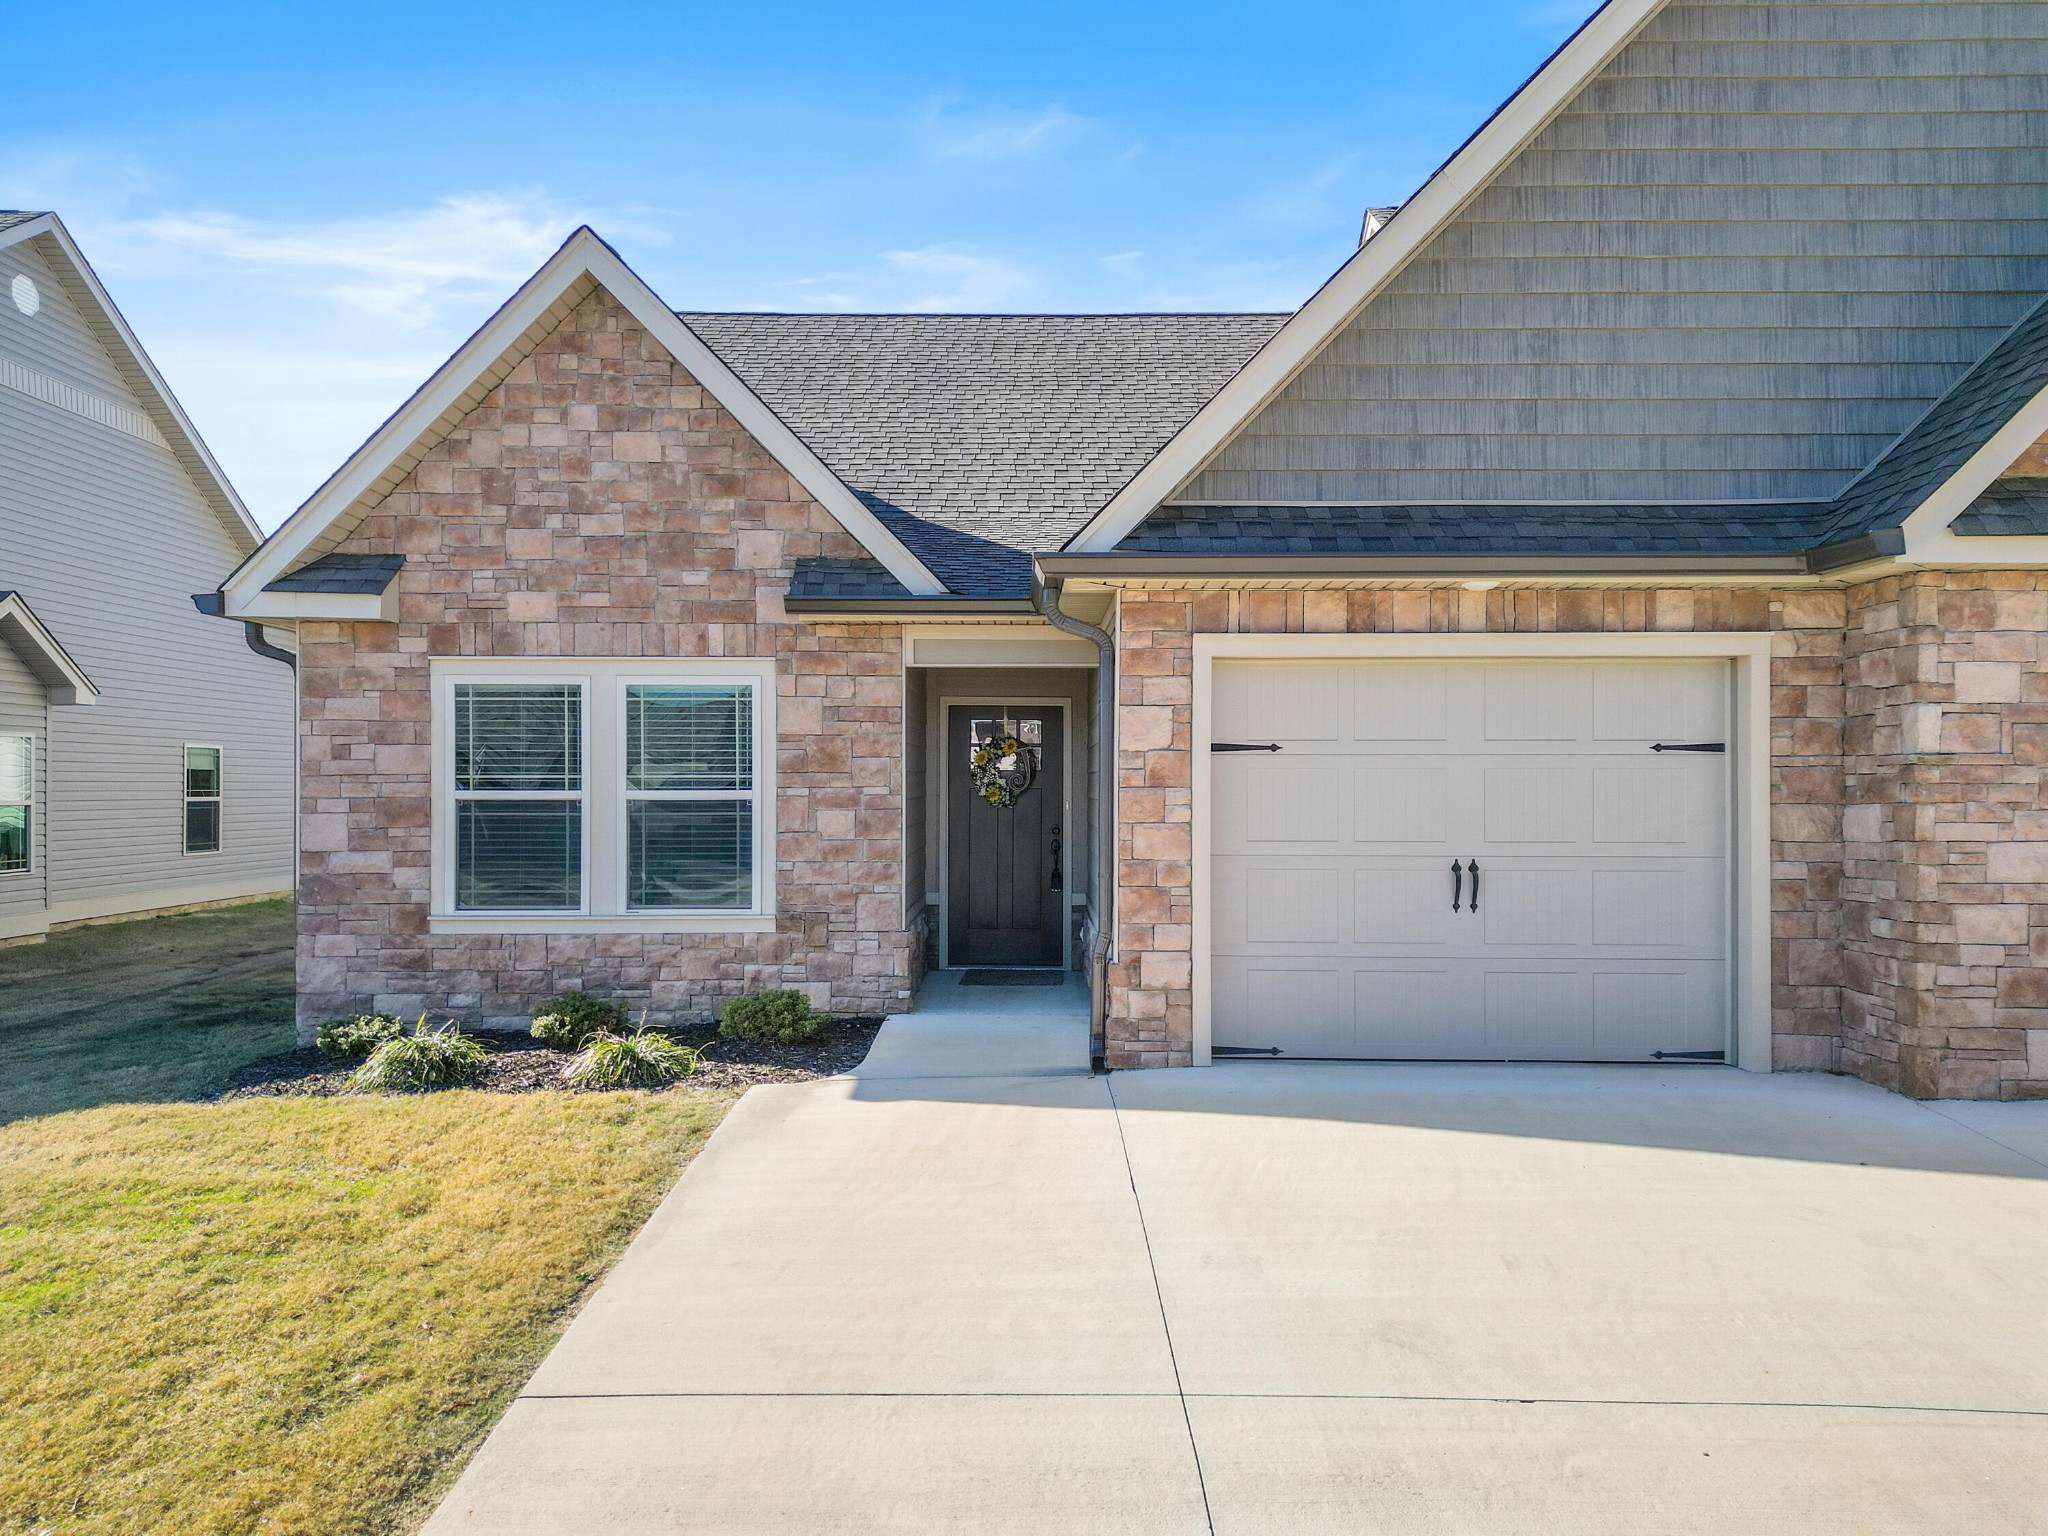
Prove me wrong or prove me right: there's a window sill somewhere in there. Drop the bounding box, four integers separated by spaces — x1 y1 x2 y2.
428 913 778 936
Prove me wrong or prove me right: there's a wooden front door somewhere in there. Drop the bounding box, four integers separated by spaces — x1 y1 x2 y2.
947 705 1065 967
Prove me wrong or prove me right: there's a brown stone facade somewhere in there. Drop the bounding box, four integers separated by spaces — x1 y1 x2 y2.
1107 581 2048 1099
296 288 917 1039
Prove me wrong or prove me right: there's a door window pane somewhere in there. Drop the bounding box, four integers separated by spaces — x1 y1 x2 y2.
628 800 751 910
627 685 751 791
457 801 582 910
456 685 581 790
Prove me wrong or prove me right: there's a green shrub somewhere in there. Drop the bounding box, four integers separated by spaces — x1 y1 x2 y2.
349 1019 487 1092
564 1028 701 1090
315 1012 404 1060
719 989 824 1046
530 991 626 1050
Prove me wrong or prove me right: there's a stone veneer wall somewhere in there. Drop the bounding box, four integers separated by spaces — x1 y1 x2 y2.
295 288 917 1039
1109 582 2048 1100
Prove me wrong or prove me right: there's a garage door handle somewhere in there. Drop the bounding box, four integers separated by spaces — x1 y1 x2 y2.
1211 742 1282 753
1468 858 1479 914
1650 742 1725 753
1451 860 1463 912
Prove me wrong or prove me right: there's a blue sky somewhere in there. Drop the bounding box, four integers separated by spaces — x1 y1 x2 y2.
5 0 1591 529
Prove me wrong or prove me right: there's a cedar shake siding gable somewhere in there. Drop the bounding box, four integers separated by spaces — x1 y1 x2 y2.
295 289 917 1034
1180 0 2048 509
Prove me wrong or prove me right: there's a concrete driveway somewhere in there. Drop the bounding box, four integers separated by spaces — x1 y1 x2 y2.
425 984 2048 1533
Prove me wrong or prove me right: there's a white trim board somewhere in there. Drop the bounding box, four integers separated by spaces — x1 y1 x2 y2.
1900 376 2048 567
0 592 98 705
906 625 1100 669
222 228 946 619
1186 631 1773 1073
1065 0 1671 553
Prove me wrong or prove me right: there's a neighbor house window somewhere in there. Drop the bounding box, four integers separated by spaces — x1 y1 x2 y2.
433 660 774 929
452 684 583 910
184 745 222 854
0 736 30 874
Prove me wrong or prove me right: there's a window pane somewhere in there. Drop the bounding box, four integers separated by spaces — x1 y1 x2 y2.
629 800 751 909
0 738 28 803
457 800 581 909
0 805 26 873
627 685 751 791
185 799 221 854
455 684 581 790
185 745 221 797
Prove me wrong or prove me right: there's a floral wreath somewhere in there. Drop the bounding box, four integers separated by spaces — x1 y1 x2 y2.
970 729 1038 809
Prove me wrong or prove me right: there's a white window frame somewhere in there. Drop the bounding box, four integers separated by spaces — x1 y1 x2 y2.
445 677 591 916
0 734 31 877
430 657 777 934
182 743 224 857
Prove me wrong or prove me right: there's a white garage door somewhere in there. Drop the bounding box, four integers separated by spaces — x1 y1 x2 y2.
1210 659 1730 1062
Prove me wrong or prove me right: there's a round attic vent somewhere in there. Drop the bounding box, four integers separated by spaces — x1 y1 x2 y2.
10 275 38 316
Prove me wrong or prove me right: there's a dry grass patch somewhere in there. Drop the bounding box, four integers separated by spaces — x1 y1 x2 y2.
0 1089 732 1535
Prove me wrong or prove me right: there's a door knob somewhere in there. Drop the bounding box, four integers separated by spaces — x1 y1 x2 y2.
1049 825 1063 892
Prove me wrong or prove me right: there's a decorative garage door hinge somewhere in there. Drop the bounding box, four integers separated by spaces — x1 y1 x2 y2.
1211 742 1282 752
1649 742 1725 753
1212 1045 1285 1056
1652 1050 1727 1061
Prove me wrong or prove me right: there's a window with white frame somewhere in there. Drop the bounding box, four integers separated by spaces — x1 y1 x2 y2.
434 660 773 926
0 736 30 874
184 745 222 854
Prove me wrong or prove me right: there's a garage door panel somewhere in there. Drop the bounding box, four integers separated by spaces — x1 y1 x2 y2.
1353 864 1459 947
1353 765 1448 843
1211 658 1732 1063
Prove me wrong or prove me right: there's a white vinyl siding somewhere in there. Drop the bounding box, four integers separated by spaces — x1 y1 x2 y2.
0 643 45 925
431 659 776 933
0 237 293 921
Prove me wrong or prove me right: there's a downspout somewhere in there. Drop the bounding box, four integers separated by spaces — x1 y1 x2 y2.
1032 568 1113 1070
191 592 297 673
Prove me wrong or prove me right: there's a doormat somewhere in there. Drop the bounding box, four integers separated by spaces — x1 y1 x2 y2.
958 970 1067 987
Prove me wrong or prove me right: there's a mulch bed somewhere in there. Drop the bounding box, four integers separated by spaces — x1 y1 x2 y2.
212 1018 884 1101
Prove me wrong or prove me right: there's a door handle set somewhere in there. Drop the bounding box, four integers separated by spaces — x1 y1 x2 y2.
1450 858 1481 913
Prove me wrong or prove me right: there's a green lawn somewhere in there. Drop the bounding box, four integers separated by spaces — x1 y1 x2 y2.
0 903 733 1535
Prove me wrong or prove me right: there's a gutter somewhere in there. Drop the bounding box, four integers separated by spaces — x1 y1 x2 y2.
1804 527 1906 574
781 595 1036 618
191 591 296 672
1031 569 1114 1071
1037 550 1814 581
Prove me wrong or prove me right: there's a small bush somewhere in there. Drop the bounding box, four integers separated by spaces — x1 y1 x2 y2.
720 989 825 1045
530 991 627 1050
315 1012 404 1060
564 1027 701 1090
349 1018 487 1092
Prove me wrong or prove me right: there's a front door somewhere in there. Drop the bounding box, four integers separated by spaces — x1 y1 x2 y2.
947 705 1065 967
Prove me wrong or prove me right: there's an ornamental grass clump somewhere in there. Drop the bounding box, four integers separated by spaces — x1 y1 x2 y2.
564 1024 701 1090
314 1012 404 1060
530 990 627 1050
349 1017 487 1093
719 988 825 1046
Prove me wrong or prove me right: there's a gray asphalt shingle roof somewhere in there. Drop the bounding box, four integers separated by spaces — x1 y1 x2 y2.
679 311 1284 596
0 211 48 235
1952 478 2048 537
263 552 404 594
1119 503 1833 557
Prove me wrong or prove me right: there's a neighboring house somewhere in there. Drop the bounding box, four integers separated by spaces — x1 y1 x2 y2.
0 213 294 944
218 0 2048 1098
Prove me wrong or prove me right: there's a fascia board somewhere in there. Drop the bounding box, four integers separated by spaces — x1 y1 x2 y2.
1035 550 1807 580
1062 0 1671 554
0 593 100 704
224 228 946 612
1901 380 2048 565
230 588 400 623
2 215 263 553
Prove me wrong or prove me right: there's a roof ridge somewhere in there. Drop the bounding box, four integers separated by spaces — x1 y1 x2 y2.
675 309 1292 320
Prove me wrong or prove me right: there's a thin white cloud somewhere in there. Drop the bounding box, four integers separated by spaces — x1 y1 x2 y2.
110 193 588 329
881 246 1039 311
920 102 1096 161
1097 250 1145 268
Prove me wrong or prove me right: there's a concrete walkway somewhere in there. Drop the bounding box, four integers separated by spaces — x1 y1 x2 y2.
426 988 2048 1534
